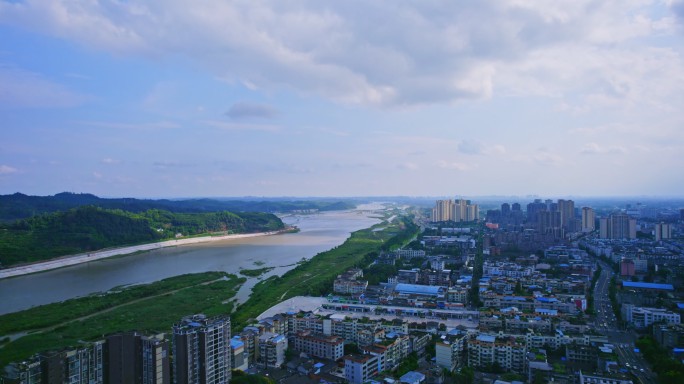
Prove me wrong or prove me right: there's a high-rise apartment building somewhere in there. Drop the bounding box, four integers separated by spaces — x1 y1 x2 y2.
599 213 636 240
536 211 561 234
654 222 672 241
581 207 595 232
431 199 479 222
432 200 453 222
173 314 231 384
558 199 575 231
141 335 170 384
526 200 546 224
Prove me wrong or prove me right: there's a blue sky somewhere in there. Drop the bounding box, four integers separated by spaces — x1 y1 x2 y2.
1 1 683 198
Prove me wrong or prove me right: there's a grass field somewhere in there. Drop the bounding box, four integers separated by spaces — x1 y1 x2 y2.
0 272 244 366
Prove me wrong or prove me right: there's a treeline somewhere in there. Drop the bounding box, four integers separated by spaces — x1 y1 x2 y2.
0 192 356 222
636 336 684 384
0 206 284 267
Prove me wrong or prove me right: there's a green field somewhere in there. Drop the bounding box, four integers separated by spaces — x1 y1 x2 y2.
239 267 275 277
0 272 244 366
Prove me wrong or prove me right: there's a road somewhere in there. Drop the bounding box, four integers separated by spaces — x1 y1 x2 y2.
593 261 657 384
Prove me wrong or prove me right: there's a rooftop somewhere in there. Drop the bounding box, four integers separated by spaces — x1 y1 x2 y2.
394 283 444 296
622 281 674 290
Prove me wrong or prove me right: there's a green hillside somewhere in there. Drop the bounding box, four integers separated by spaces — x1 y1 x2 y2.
0 206 284 267
0 192 356 222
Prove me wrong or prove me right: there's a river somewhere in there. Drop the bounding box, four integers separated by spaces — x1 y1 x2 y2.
0 205 383 315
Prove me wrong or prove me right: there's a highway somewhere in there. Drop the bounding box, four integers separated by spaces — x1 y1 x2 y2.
593 261 658 384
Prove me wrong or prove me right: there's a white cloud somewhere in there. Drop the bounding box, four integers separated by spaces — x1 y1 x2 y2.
532 152 563 166
580 142 628 155
101 158 121 164
2 1 681 108
398 162 419 171
458 140 507 155
0 165 18 174
0 65 90 108
436 160 472 171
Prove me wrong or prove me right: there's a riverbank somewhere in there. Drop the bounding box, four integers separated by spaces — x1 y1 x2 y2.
0 272 244 366
231 215 419 331
0 231 281 280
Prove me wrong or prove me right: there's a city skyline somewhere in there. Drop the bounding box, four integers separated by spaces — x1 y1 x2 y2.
1 1 684 198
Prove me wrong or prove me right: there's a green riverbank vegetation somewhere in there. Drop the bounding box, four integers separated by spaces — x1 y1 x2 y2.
0 206 284 267
0 272 244 366
232 215 419 330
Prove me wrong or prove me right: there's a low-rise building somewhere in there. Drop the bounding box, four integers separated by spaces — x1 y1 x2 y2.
344 354 381 384
292 331 344 361
435 333 467 372
258 333 288 369
467 334 527 374
622 304 681 329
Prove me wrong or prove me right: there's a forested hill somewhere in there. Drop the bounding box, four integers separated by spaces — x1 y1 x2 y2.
0 206 285 268
0 192 356 222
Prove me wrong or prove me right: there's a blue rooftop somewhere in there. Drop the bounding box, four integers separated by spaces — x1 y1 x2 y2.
230 339 244 348
395 283 443 296
400 371 426 383
476 335 496 343
536 297 558 303
273 334 286 342
622 281 674 290
503 296 527 301
677 303 684 310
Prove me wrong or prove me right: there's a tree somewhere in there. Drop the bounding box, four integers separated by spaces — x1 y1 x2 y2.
514 281 525 295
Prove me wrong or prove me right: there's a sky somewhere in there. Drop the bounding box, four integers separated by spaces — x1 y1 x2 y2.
1 1 683 198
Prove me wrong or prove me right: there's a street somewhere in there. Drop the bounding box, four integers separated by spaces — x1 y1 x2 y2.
593 261 657 384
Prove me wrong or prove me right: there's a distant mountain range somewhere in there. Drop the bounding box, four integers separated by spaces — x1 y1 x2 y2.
0 192 357 223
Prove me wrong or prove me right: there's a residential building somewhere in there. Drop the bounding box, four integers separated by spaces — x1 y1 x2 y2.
435 333 467 372
230 337 249 372
467 334 527 374
653 324 684 350
172 314 231 384
258 333 288 369
654 223 672 241
578 371 633 384
292 331 344 361
140 335 170 384
600 214 636 240
344 354 381 384
431 199 479 222
581 207 595 232
558 199 576 232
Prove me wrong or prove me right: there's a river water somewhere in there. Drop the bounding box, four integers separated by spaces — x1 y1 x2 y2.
0 206 383 315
